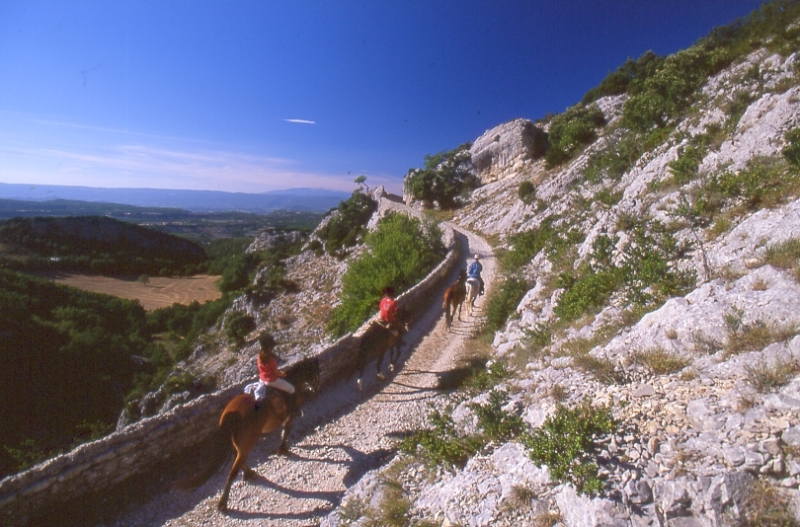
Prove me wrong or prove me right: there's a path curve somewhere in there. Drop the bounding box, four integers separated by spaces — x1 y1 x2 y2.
109 224 495 527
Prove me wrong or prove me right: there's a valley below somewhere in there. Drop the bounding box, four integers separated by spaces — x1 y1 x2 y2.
44 273 222 311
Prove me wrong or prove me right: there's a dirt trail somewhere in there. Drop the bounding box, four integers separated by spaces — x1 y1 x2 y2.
110 225 495 527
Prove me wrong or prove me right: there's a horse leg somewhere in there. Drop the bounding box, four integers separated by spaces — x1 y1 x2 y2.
277 415 296 456
356 344 367 392
218 429 258 511
218 450 246 511
242 466 257 480
376 348 386 380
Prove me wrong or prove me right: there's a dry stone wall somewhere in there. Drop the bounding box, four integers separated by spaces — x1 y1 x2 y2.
0 195 461 527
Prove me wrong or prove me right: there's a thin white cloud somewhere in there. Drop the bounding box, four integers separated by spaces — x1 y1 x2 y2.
283 119 316 125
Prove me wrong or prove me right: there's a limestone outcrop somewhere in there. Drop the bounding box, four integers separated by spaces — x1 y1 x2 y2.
469 118 546 184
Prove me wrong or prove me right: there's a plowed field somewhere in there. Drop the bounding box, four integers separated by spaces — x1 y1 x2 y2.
48 274 222 310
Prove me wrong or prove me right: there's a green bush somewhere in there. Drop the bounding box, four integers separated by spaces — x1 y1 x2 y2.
470 389 525 442
327 214 444 336
400 390 524 468
316 191 377 257
522 400 616 494
667 136 709 185
554 221 694 322
398 405 485 468
554 267 621 322
518 181 537 204
783 128 800 169
545 105 606 167
485 276 529 332
225 310 256 345
622 44 732 132
405 143 479 209
582 51 664 104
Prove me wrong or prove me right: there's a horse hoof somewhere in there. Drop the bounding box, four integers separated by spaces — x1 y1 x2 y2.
277 446 291 457
388 364 395 373
377 373 386 381
243 468 256 481
217 501 228 512
357 378 362 392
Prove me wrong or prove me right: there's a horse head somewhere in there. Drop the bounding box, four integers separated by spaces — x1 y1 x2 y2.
289 356 321 395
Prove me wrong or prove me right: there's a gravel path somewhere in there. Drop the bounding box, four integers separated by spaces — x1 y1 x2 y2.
111 224 495 527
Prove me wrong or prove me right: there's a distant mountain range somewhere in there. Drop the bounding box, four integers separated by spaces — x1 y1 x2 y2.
0 183 352 213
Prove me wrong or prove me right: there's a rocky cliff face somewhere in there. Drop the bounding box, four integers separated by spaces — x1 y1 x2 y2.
324 44 800 526
469 118 546 184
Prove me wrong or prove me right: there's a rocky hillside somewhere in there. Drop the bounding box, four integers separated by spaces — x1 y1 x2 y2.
322 6 800 527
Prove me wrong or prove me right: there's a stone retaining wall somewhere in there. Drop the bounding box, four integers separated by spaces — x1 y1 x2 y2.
0 200 462 526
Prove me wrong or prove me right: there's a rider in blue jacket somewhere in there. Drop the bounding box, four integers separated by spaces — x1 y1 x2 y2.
467 254 484 296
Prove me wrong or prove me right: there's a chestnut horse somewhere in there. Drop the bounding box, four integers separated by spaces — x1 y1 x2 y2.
356 310 408 392
176 357 320 512
465 277 480 316
442 269 467 330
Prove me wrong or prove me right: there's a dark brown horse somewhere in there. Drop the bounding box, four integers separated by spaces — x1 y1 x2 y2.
442 269 467 330
176 357 320 512
356 310 408 392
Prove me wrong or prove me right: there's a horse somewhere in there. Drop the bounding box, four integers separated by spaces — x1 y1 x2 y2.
442 269 467 330
356 310 408 392
175 357 320 512
465 276 481 316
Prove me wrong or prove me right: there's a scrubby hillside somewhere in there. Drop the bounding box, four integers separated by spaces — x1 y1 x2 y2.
324 3 800 526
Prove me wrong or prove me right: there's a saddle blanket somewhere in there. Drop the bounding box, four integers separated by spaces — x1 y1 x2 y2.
244 381 267 401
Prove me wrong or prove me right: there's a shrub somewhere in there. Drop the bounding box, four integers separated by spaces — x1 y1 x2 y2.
485 276 529 332
765 238 800 278
316 191 377 256
554 267 621 322
470 389 525 442
783 128 800 169
746 358 800 393
632 348 691 375
400 390 524 468
225 310 256 345
738 478 799 527
518 181 537 204
404 143 479 210
398 405 485 468
554 219 694 323
327 214 444 336
667 137 708 185
582 51 664 104
545 105 606 167
523 400 616 494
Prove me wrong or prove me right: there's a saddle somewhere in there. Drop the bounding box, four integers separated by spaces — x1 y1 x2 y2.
373 318 400 337
256 387 297 415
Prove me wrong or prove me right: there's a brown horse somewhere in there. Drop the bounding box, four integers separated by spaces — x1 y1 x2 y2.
442 269 467 330
176 357 320 512
356 310 408 392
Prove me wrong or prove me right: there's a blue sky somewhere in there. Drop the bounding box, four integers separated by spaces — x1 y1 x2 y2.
0 1 765 195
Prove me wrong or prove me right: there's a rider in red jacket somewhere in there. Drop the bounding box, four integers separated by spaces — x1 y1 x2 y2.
377 287 400 336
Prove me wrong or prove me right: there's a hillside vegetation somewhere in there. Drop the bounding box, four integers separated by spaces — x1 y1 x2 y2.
0 216 206 276
326 2 800 525
0 213 313 479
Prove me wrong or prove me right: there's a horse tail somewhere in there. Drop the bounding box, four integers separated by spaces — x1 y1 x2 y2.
172 409 238 491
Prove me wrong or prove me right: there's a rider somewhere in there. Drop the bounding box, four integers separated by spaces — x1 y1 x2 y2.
246 332 298 414
376 286 400 337
467 254 485 296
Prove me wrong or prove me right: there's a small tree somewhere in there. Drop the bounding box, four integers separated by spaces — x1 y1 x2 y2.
354 175 369 192
404 143 479 209
137 274 150 286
